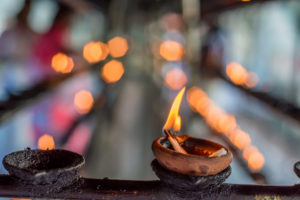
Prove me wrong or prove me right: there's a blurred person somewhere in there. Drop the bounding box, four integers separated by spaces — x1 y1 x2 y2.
33 2 73 77
0 0 37 99
0 1 37 175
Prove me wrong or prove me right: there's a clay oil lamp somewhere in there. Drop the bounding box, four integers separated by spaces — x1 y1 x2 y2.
152 88 233 189
2 134 85 191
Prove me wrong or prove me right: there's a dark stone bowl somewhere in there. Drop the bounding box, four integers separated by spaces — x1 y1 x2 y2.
151 159 231 191
2 149 85 188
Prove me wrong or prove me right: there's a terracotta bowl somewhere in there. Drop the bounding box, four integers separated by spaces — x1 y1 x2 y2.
152 135 233 176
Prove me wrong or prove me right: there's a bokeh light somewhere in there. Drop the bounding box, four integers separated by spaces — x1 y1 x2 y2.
164 68 187 90
74 90 94 114
83 41 109 63
243 145 258 160
230 129 251 150
108 36 128 58
248 151 265 171
160 40 184 61
187 86 265 171
245 72 259 88
226 62 248 85
51 53 74 73
101 60 125 83
38 134 55 150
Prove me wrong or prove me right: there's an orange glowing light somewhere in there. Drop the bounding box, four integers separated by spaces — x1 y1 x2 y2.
38 134 55 150
164 68 187 90
245 72 259 88
160 40 184 61
186 87 207 110
83 41 109 63
226 62 248 85
51 53 74 73
108 36 128 58
218 114 237 136
205 106 224 131
74 90 94 114
11 199 31 200
174 115 181 132
248 151 265 171
243 145 258 160
163 87 185 131
230 129 251 150
101 60 124 83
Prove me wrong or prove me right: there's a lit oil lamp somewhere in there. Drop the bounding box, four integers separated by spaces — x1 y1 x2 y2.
2 134 84 191
152 88 233 178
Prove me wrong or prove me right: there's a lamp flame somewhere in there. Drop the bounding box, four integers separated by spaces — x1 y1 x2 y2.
163 87 185 132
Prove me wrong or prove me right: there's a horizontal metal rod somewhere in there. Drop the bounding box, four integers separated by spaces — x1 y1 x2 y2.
0 175 299 200
0 66 95 124
202 68 300 123
201 0 273 18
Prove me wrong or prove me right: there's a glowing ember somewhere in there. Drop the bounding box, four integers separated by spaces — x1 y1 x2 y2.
101 60 124 83
74 90 94 114
160 40 184 61
51 53 74 73
108 36 128 58
83 41 108 63
38 134 55 150
164 68 187 90
248 151 265 171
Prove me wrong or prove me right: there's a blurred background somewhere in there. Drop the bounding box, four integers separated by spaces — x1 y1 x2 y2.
0 0 300 195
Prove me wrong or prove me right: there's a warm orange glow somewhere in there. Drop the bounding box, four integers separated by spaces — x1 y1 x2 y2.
74 90 94 114
108 37 128 58
243 145 258 160
248 151 265 171
11 199 31 200
205 106 224 131
186 85 265 171
245 72 259 88
218 114 237 136
101 60 124 83
174 115 181 132
186 87 207 111
226 62 248 85
163 87 185 131
51 53 74 73
38 134 55 150
241 0 251 2
164 68 187 90
230 129 251 150
160 40 184 61
83 41 109 63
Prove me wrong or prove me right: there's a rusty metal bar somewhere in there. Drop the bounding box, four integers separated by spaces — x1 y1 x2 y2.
0 175 299 200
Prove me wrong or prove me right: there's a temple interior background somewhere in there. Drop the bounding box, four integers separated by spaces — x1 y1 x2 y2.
0 0 300 196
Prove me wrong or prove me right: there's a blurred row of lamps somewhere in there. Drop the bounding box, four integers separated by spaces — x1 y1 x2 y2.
187 86 265 172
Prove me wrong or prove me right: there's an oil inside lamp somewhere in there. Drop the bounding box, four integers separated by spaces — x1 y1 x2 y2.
152 88 233 176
